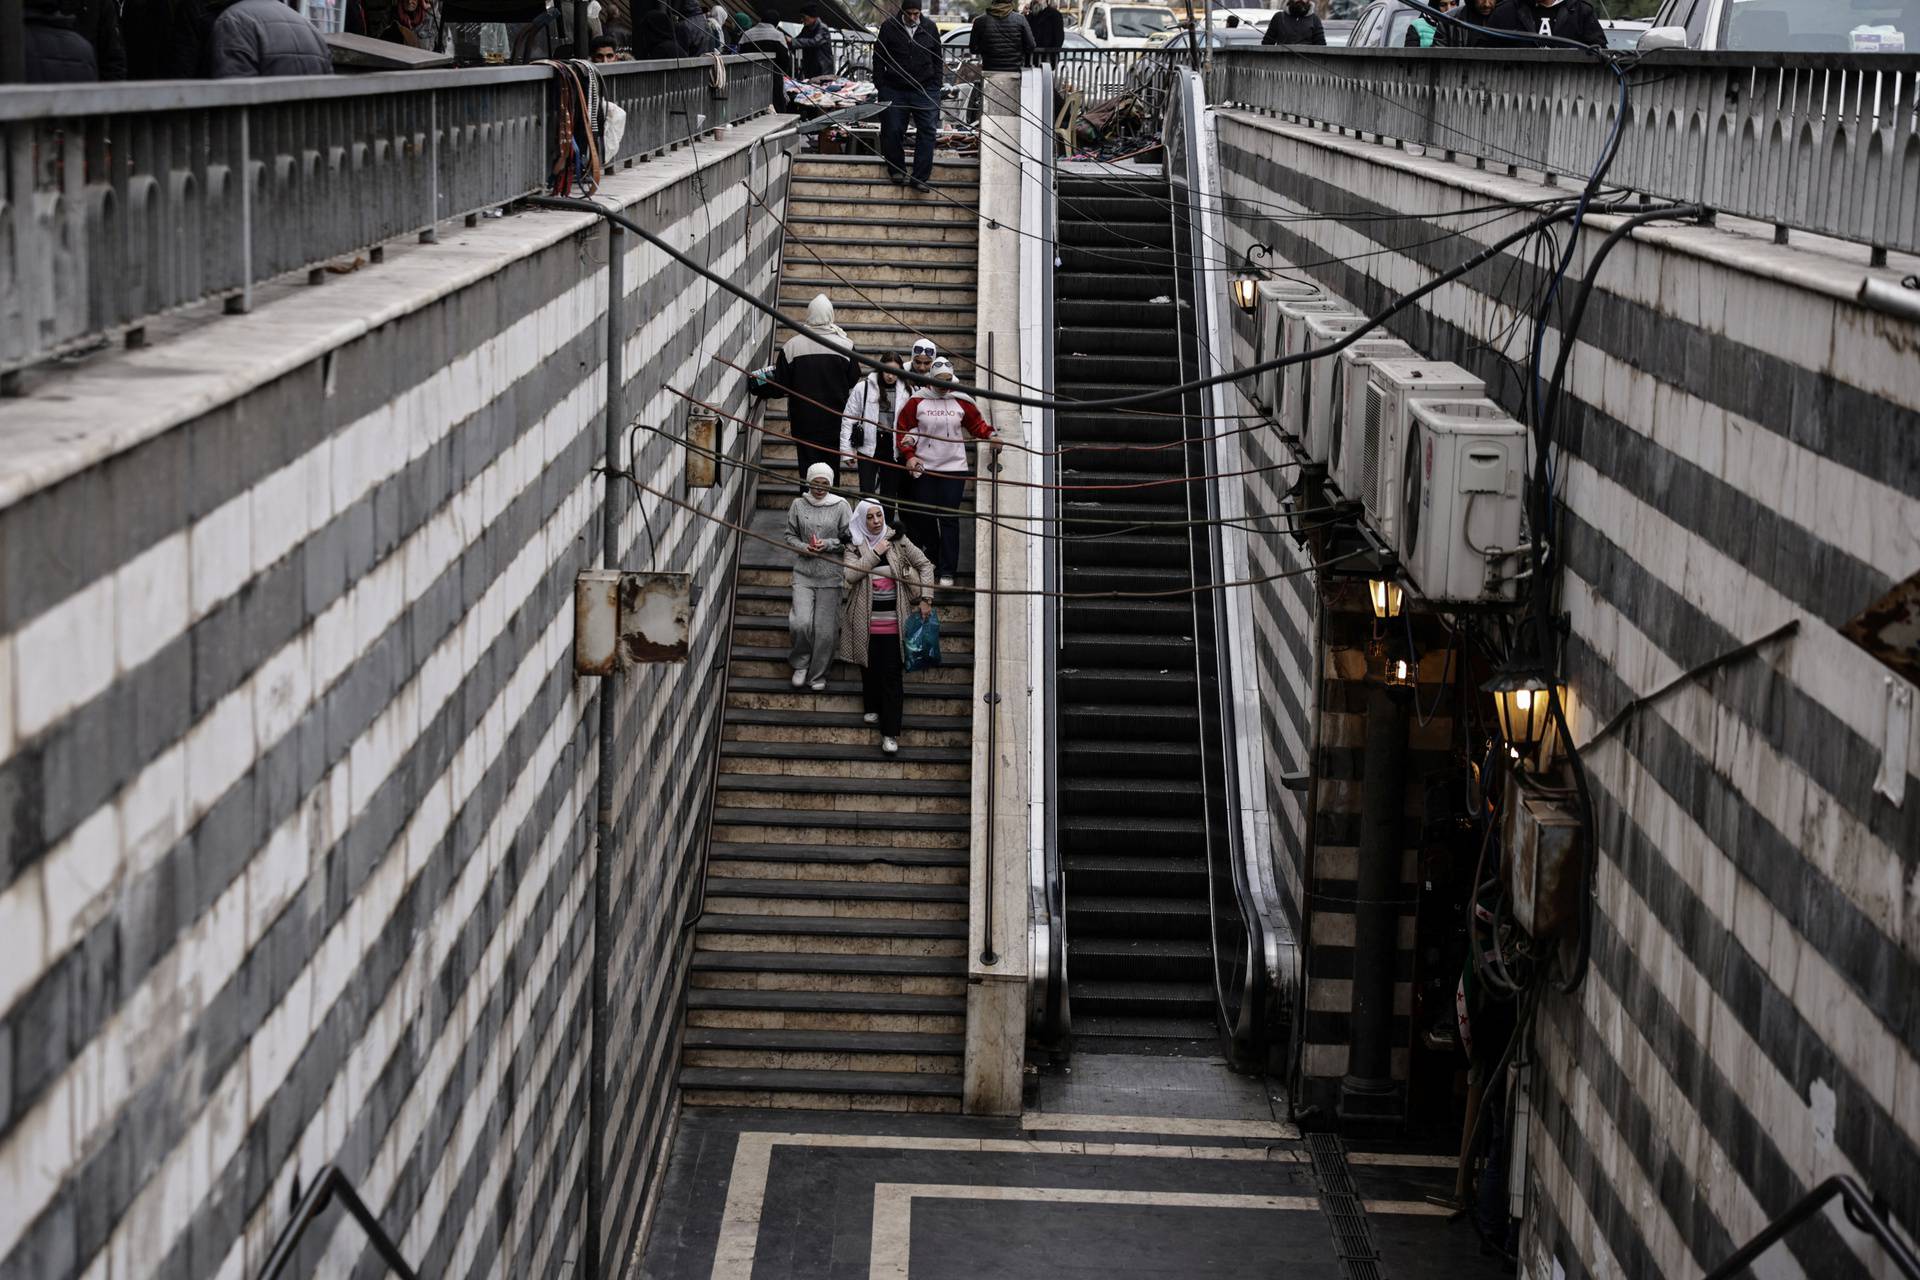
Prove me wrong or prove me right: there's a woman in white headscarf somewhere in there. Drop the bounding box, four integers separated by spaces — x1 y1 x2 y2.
774 293 858 479
836 498 933 753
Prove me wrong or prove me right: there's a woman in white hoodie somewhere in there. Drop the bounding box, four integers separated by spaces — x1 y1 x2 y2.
838 352 910 518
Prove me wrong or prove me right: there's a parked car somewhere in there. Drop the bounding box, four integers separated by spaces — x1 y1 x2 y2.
1149 23 1268 49
1601 17 1650 47
1639 0 1916 51
1079 1 1179 46
940 23 1097 50
1346 0 1441 46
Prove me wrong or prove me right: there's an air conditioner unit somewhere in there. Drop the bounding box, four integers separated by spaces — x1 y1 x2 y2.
1292 312 1366 456
1251 279 1323 413
1275 301 1358 438
1324 338 1417 484
1356 359 1484 546
1401 399 1528 603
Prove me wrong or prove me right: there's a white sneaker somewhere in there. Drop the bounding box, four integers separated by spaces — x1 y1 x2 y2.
809 679 828 692
790 670 808 688
938 576 955 588
881 737 899 754
862 712 880 724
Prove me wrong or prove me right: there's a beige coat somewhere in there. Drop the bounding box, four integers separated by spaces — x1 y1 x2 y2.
834 536 935 666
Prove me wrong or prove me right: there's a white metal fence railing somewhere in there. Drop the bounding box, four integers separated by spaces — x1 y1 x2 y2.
0 56 782 375
1212 47 1920 260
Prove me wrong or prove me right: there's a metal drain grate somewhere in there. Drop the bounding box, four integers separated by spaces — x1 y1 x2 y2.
1306 1133 1384 1280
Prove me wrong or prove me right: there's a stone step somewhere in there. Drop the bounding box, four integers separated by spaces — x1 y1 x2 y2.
723 707 972 749
710 805 968 849
788 194 977 222
679 1066 964 1113
685 983 966 1033
713 774 969 816
717 752 969 785
704 876 967 920
794 154 980 178
682 1027 964 1075
784 235 978 264
774 299 978 331
779 256 979 286
733 585 977 624
694 913 967 958
781 275 978 306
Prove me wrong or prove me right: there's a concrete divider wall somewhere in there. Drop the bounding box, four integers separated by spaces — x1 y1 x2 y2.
0 119 794 1280
1214 108 1920 1278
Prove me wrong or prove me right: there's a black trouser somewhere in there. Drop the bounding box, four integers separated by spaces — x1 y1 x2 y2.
793 422 841 480
857 454 902 522
862 634 905 735
909 472 967 578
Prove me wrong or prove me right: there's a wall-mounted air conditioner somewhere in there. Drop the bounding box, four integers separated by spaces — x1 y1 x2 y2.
1325 338 1417 485
1276 301 1357 438
1252 279 1323 414
1401 398 1527 604
1293 312 1366 456
1356 359 1484 546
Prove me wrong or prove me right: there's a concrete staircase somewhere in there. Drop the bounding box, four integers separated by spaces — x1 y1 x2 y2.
776 154 982 380
678 153 983 1113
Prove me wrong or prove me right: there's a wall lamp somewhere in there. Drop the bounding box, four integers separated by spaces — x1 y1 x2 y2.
1368 578 1404 620
1486 659 1563 767
1230 243 1279 314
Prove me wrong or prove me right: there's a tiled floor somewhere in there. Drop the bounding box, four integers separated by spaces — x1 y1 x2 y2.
637 1056 1507 1279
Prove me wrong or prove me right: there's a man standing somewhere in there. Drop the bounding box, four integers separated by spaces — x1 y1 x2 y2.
1261 0 1324 44
794 3 834 76
1025 0 1063 63
206 0 332 75
738 5 793 73
970 0 1035 70
1442 0 1498 45
1481 0 1605 46
875 0 944 191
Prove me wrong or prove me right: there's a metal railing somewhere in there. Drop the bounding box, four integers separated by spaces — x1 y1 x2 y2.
1702 1175 1920 1280
1053 48 1145 105
1212 47 1920 260
0 55 782 375
259 1164 417 1280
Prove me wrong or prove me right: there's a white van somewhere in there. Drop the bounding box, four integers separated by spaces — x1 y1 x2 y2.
1079 1 1179 47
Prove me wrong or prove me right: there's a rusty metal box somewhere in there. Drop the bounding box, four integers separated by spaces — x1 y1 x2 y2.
1502 772 1584 940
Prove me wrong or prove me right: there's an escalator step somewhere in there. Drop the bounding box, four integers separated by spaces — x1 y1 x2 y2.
1069 979 1216 1016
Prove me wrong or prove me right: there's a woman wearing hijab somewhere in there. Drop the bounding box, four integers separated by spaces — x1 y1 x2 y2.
786 462 855 691
837 498 934 754
839 351 911 519
775 293 859 480
897 357 1000 587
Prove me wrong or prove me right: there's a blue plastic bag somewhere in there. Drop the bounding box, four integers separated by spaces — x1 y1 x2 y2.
904 609 942 672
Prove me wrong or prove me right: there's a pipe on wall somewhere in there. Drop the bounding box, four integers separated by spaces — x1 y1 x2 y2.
1340 682 1407 1122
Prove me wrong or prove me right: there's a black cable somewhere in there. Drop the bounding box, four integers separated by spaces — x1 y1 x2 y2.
529 192 1625 412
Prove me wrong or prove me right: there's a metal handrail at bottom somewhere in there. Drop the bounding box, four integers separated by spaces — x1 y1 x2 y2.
1702 1176 1920 1280
259 1164 418 1280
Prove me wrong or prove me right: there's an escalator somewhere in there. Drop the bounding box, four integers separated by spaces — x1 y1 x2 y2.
1053 174 1218 1053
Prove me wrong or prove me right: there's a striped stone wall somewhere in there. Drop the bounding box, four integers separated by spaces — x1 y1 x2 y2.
1215 108 1920 1276
0 123 792 1280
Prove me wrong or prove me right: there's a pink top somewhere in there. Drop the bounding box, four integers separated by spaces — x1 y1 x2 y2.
869 575 899 635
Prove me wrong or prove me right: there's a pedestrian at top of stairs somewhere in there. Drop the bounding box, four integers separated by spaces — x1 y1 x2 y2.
837 499 934 752
786 462 853 692
777 294 860 479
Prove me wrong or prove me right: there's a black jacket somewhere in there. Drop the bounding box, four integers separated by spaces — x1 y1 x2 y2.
1026 4 1062 48
207 0 333 75
68 0 127 77
1481 0 1604 47
794 18 834 77
875 12 942 94
1261 10 1324 44
969 11 1033 70
775 335 860 443
25 1 98 80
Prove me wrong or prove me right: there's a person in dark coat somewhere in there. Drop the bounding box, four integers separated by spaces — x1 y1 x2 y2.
1261 0 1324 44
775 295 861 478
24 0 99 80
65 0 127 77
634 0 686 54
874 0 943 190
1441 0 1501 45
1025 0 1062 62
793 4 834 76
206 0 333 75
969 0 1034 70
674 0 715 52
737 5 793 73
1481 0 1605 46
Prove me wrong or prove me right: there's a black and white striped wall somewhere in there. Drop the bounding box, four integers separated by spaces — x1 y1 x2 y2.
1215 107 1920 1277
0 123 793 1280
